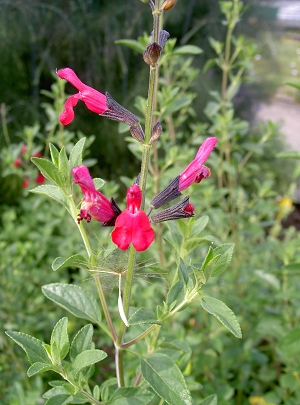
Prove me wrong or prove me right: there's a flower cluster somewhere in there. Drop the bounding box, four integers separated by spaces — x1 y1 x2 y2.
13 144 45 188
58 64 217 252
71 136 216 252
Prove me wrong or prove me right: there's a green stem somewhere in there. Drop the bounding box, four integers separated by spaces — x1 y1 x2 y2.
81 390 102 405
115 0 161 387
69 198 116 340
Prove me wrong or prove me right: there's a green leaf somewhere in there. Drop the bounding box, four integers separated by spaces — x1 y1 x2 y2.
201 297 242 338
93 178 106 190
191 264 206 287
173 45 203 55
72 349 107 372
30 185 70 213
164 238 180 266
110 387 154 405
277 150 300 159
52 255 88 272
69 138 86 170
278 329 300 356
44 395 73 405
31 158 64 187
49 144 60 167
163 97 191 116
141 353 192 405
42 283 102 324
5 331 50 364
27 362 60 377
115 39 145 54
50 317 70 361
192 215 209 235
184 237 210 254
166 280 185 310
70 324 94 362
208 37 224 55
129 308 161 325
58 147 70 183
211 243 234 277
178 259 189 286
286 81 300 90
44 385 75 398
199 394 218 405
255 270 280 290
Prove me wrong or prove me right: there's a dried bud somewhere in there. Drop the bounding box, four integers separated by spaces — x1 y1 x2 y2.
161 0 177 11
151 196 194 223
150 122 162 144
143 42 162 66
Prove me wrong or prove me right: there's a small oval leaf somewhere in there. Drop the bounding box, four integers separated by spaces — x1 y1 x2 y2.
201 296 242 338
141 353 192 405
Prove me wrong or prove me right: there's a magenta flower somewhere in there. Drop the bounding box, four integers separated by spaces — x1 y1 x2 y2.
57 68 109 125
56 68 145 141
72 165 117 225
150 137 217 210
179 137 217 191
111 184 155 252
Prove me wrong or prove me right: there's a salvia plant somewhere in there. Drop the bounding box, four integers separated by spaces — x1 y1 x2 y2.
6 1 242 404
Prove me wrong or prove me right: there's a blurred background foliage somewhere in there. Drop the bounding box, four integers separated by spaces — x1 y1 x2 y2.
1 1 300 404
1 0 299 181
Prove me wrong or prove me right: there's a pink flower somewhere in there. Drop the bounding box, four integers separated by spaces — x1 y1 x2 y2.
57 68 108 125
72 165 116 224
13 157 22 167
36 172 45 184
179 137 217 191
22 177 29 188
111 184 155 252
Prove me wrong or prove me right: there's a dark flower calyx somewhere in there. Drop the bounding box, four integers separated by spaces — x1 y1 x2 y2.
151 196 194 223
150 175 182 209
158 29 170 49
143 42 162 66
150 122 162 143
102 198 122 227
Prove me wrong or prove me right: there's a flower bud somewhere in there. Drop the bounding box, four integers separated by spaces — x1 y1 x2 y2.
161 0 177 11
130 124 145 142
143 42 162 66
150 122 162 144
151 196 194 223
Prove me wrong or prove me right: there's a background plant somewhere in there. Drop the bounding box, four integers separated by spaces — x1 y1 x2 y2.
1 1 300 405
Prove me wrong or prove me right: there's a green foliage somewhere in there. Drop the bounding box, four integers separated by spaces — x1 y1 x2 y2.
2 1 300 405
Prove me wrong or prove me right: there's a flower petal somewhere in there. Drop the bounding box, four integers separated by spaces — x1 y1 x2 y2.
111 211 133 250
60 94 79 125
57 68 108 124
131 212 155 251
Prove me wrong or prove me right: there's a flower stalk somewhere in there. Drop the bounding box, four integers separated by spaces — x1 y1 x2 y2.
115 0 162 387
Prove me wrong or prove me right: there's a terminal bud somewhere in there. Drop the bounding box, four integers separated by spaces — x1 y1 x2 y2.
161 0 177 11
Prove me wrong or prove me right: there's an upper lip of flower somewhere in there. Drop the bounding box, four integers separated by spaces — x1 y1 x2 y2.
179 137 217 191
57 68 108 125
